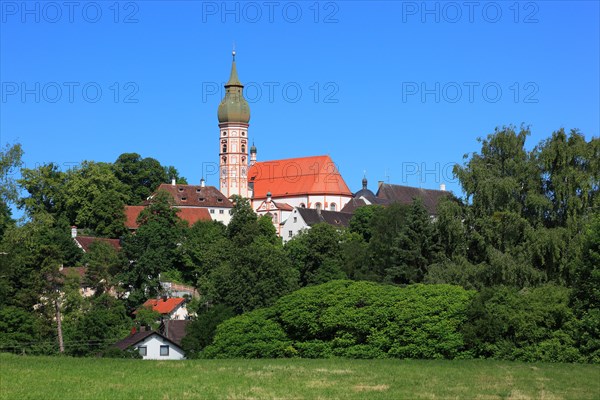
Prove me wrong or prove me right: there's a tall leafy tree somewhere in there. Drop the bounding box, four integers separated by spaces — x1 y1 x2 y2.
348 205 381 242
387 199 437 284
535 129 599 228
285 223 347 287
121 190 185 306
63 161 128 237
202 236 298 314
199 197 298 313
571 214 600 362
113 153 172 205
18 163 68 220
180 220 229 284
0 142 23 205
454 125 542 220
83 240 125 296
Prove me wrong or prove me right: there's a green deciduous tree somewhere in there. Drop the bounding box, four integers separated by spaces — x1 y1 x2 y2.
571 214 600 362
462 285 580 362
0 142 24 205
18 163 68 220
113 153 175 205
63 294 132 357
201 236 298 314
83 240 125 296
63 161 128 237
181 304 235 358
285 223 347 287
121 190 186 306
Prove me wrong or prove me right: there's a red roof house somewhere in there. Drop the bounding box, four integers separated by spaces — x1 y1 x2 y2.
140 297 188 320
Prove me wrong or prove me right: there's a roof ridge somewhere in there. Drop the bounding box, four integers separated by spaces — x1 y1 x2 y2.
252 154 331 164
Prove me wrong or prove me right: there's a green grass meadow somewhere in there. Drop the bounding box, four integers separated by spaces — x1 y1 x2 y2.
0 353 598 400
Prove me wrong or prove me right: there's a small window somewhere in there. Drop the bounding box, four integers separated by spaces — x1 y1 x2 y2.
272 214 278 223
199 197 205 202
196 188 201 193
288 231 293 238
219 210 224 214
293 217 297 223
138 346 147 357
181 197 187 201
300 203 306 208
222 131 227 136
160 345 169 356
241 144 246 153
217 198 223 203
178 187 184 192
242 131 246 136
315 202 322 211
330 203 336 211
222 144 227 153
210 209 215 214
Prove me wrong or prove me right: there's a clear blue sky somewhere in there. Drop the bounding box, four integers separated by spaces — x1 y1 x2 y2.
1 1 599 201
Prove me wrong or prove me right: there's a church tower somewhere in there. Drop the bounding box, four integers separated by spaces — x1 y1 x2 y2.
217 51 251 198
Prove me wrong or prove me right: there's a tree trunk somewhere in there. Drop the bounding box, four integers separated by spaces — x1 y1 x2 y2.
55 299 64 353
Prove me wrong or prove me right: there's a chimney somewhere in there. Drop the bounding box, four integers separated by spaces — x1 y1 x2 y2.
171 178 176 186
200 178 206 188
439 183 446 191
71 226 77 238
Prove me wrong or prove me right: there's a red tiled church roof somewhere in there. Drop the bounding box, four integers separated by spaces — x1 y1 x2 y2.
248 155 352 199
141 297 185 315
124 206 211 229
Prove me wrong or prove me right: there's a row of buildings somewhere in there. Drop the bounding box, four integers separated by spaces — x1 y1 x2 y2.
67 52 450 359
125 51 449 242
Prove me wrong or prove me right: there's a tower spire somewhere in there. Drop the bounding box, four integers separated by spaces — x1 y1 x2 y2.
226 49 242 87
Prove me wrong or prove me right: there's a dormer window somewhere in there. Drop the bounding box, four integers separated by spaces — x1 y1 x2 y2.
199 197 205 202
181 197 187 201
196 188 201 193
178 187 184 192
217 198 223 203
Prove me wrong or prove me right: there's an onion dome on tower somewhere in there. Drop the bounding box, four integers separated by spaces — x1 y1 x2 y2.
217 51 251 124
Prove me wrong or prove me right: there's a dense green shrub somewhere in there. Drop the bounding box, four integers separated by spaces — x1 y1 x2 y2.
203 309 292 358
462 285 581 362
204 280 475 359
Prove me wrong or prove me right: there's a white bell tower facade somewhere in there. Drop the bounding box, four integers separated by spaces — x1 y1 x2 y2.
217 51 251 198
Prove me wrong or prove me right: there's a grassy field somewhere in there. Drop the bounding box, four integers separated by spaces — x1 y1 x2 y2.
0 353 598 400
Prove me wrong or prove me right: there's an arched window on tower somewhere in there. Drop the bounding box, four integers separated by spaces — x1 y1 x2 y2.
330 203 337 211
241 144 246 153
222 143 227 153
